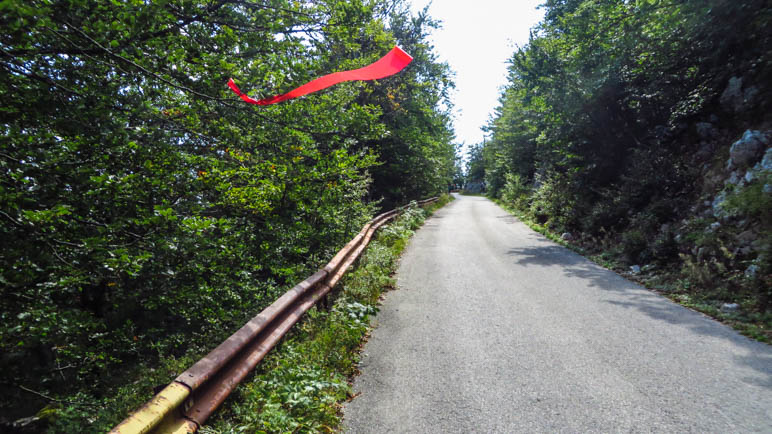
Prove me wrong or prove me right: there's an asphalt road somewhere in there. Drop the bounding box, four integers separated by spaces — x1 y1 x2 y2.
343 194 772 433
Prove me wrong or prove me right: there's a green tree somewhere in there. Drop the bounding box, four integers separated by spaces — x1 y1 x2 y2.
0 0 457 429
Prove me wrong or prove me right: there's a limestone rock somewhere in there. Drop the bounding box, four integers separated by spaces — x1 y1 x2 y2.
727 130 768 170
761 147 772 171
726 171 743 186
711 191 728 218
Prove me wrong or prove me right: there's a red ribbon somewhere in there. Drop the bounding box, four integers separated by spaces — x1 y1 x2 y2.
228 46 413 105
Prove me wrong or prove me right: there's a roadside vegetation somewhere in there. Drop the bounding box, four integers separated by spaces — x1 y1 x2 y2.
201 196 452 433
0 1 459 431
469 0 771 342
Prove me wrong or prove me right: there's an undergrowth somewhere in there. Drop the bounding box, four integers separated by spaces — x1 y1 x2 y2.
200 195 452 433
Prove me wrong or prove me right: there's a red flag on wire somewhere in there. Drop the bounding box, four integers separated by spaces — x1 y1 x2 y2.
228 46 413 105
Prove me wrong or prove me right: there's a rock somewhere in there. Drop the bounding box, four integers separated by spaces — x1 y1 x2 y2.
720 77 744 112
745 264 759 279
561 232 573 241
642 264 656 272
744 170 754 183
710 222 721 231
761 147 772 171
720 303 739 313
744 86 759 106
630 265 641 274
712 191 728 218
727 130 768 170
708 172 725 188
764 184 772 194
726 171 743 185
696 122 717 139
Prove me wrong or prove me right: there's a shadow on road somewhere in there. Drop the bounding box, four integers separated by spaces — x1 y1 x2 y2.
495 214 518 225
506 243 772 389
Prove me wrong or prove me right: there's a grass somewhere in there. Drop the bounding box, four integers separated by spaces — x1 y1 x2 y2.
200 195 453 433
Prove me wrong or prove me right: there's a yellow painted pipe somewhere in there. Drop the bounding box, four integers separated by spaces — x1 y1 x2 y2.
108 382 190 434
152 415 198 434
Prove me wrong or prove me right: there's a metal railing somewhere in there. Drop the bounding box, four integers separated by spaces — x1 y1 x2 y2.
110 198 439 434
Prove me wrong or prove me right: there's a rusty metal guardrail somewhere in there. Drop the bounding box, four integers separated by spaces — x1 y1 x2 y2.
110 198 439 434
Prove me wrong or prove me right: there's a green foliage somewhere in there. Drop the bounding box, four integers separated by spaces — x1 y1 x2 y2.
724 173 772 220
528 172 576 230
480 0 771 219
476 0 772 337
0 0 456 429
501 174 530 211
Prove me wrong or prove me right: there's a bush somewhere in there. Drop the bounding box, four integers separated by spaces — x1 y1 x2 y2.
580 193 628 233
528 172 576 231
652 230 678 264
621 230 648 264
501 173 531 210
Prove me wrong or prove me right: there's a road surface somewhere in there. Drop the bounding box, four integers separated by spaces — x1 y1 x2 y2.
343 194 772 433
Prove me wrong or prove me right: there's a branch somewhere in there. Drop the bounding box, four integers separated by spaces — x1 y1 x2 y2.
18 385 99 408
61 20 230 103
0 55 83 97
0 210 24 228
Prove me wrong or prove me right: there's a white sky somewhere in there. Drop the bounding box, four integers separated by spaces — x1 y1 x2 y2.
407 0 545 153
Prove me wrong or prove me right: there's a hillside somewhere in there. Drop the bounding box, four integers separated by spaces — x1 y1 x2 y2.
472 0 771 338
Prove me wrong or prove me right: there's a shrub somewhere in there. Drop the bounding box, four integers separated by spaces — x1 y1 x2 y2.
621 230 648 263
501 173 531 211
528 172 576 231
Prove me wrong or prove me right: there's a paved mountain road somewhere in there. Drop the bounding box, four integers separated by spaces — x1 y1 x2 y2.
343 195 772 433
